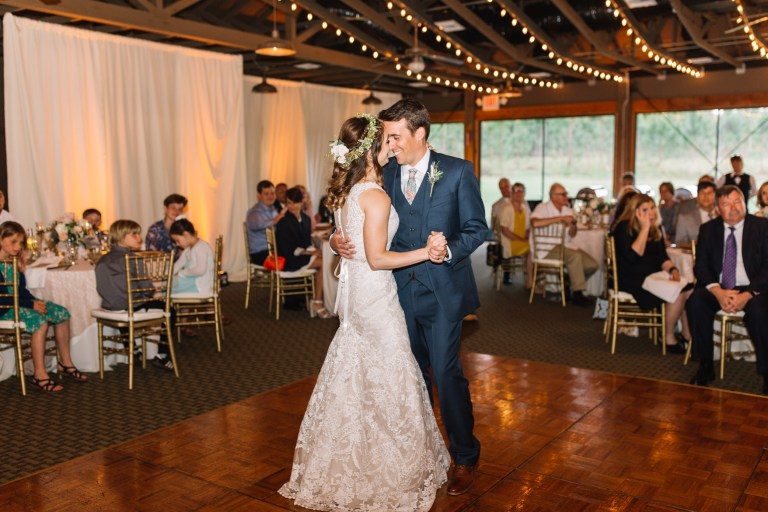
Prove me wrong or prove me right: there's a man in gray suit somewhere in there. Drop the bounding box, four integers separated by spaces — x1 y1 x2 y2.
673 181 717 247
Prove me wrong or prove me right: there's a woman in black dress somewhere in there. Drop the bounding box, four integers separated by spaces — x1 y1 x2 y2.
275 186 330 318
611 193 691 354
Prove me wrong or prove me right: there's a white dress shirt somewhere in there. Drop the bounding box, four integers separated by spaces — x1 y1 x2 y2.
400 149 431 197
530 200 577 250
707 219 749 289
716 173 757 198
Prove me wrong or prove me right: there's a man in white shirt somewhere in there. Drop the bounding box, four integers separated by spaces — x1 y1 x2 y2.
490 178 511 226
530 183 598 306
716 155 756 202
687 185 768 393
672 181 717 247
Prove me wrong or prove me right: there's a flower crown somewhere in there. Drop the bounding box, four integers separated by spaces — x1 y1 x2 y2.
329 113 379 169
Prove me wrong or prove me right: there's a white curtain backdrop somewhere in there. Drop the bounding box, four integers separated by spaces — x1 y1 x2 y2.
243 77 401 208
4 14 248 277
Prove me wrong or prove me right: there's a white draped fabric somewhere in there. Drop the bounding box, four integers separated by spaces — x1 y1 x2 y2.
243 77 401 208
3 14 248 278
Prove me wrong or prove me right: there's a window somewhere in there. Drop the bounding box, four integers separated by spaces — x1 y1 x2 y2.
635 107 768 199
429 122 464 159
480 115 614 220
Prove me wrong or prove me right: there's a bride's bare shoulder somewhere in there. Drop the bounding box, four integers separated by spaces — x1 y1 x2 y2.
357 186 390 212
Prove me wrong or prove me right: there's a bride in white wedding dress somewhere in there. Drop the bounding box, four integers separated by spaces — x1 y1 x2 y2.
278 114 449 511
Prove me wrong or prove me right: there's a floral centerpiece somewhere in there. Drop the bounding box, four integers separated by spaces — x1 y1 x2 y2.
576 198 613 228
40 213 100 253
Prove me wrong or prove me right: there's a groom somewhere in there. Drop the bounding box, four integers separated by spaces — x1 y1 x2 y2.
333 98 487 495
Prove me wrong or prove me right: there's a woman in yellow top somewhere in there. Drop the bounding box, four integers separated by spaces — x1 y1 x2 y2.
499 182 533 288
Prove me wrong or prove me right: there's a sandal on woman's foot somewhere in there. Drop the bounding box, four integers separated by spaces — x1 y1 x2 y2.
31 376 63 393
310 300 332 319
57 362 89 382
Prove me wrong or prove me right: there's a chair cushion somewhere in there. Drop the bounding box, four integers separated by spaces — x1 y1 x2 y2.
277 269 316 278
609 289 636 302
171 292 216 300
717 310 745 319
0 320 26 330
535 258 563 266
250 264 267 271
91 308 167 322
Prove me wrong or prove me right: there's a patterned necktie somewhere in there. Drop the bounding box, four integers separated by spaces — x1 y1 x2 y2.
405 169 418 204
722 226 737 290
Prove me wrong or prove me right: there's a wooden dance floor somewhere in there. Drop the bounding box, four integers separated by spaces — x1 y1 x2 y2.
3 352 768 511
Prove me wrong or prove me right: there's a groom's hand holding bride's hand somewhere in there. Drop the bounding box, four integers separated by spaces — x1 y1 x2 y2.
427 231 448 263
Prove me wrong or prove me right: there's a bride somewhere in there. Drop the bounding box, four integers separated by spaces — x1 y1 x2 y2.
278 114 450 511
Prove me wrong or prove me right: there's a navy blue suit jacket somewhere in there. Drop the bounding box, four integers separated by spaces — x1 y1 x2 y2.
382 151 488 321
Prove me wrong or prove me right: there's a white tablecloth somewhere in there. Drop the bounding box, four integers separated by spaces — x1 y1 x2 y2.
0 260 157 382
571 227 607 297
322 241 339 315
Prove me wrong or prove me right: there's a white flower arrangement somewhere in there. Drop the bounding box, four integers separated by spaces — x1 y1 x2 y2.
427 162 444 197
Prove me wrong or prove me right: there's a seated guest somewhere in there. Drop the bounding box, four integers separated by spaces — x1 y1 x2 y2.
275 182 288 210
687 185 768 392
531 183 598 307
698 174 715 184
96 220 174 371
717 155 756 202
658 182 678 239
0 221 88 392
498 182 532 288
611 195 691 354
755 181 768 218
246 180 287 265
317 194 334 225
82 208 102 231
0 190 15 225
297 185 318 228
82 208 107 247
621 172 636 189
610 189 638 232
275 187 330 319
169 219 214 295
490 178 512 225
146 193 187 258
672 181 717 247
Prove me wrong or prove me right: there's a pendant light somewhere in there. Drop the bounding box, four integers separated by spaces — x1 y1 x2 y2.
255 0 296 57
252 75 278 94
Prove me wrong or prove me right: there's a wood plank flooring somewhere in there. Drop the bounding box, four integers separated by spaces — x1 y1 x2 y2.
3 352 767 511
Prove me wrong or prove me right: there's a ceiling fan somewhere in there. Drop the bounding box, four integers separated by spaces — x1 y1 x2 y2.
724 14 768 34
402 28 464 73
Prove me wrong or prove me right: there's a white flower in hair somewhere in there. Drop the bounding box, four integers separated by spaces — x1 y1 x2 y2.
330 142 349 161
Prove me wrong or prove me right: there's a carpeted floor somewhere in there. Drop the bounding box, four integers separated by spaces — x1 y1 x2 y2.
0 251 763 484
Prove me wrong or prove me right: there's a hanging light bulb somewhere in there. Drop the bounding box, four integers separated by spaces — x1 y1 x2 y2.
255 0 296 57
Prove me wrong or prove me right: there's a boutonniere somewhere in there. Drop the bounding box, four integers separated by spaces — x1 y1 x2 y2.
427 162 444 197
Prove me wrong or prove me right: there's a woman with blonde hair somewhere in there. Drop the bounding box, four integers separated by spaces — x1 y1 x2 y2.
755 181 768 217
610 194 692 354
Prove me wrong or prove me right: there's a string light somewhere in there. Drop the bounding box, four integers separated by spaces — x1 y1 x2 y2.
605 0 702 77
385 1 560 89
731 0 768 60
490 1 622 82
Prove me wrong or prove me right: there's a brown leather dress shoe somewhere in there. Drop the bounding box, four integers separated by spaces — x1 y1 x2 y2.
447 464 476 496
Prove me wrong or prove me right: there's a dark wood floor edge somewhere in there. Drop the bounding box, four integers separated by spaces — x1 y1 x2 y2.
0 375 320 488
730 447 768 512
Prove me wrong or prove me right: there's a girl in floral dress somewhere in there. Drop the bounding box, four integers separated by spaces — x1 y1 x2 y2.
0 221 88 392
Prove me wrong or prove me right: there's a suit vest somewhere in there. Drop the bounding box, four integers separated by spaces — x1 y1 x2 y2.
725 172 752 200
392 174 431 287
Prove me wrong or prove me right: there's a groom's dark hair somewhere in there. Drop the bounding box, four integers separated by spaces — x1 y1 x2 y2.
378 98 430 140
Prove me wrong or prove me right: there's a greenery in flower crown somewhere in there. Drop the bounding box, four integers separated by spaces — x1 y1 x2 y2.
328 113 379 169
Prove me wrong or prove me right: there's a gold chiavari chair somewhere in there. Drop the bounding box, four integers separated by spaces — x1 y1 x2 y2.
171 236 224 352
265 227 315 320
529 223 567 306
605 236 666 355
0 258 57 395
91 251 178 389
243 222 272 309
492 218 526 291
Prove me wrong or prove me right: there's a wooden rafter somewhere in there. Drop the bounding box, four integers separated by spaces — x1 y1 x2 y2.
668 0 739 67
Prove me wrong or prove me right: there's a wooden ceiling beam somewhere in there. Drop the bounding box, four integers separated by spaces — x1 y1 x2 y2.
548 0 659 74
163 0 205 17
0 0 489 90
669 0 739 67
337 0 413 46
438 0 581 79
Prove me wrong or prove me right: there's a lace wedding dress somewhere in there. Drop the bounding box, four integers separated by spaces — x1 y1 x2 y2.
279 182 450 511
